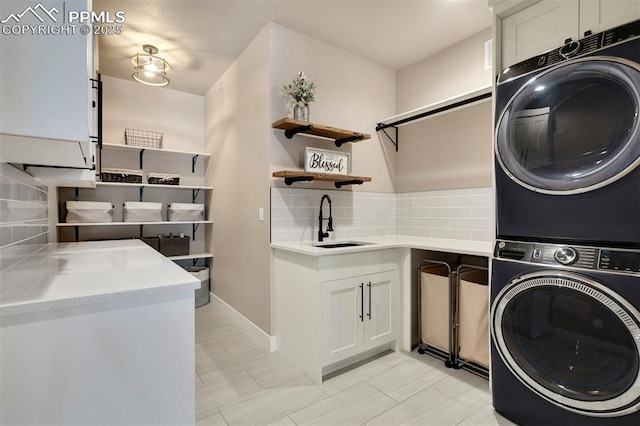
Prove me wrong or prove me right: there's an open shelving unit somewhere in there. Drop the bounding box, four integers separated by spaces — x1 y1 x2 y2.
271 118 372 188
58 142 214 264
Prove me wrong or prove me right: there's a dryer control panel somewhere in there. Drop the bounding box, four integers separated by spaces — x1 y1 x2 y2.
498 19 640 83
495 240 640 274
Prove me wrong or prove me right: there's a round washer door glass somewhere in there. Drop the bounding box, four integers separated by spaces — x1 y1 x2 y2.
496 57 640 194
491 271 640 416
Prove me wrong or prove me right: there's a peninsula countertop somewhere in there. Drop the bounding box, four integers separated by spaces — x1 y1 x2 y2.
0 239 199 316
270 235 493 257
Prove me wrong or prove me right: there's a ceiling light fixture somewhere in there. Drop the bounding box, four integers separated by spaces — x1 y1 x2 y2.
132 44 170 87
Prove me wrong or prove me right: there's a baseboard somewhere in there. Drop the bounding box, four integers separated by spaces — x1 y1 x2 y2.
209 292 276 352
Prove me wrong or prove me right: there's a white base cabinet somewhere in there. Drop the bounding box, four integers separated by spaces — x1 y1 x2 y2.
322 271 396 366
500 0 640 68
274 249 398 383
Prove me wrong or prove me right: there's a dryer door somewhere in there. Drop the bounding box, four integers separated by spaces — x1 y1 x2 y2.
491 270 640 417
496 57 640 194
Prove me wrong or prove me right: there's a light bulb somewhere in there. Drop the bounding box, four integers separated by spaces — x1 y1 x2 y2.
144 70 156 78
144 62 158 72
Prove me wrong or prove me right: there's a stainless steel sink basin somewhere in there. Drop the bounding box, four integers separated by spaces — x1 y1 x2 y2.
314 241 371 249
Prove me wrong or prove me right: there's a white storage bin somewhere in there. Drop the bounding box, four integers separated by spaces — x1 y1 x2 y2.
123 201 162 222
168 203 204 221
66 201 113 223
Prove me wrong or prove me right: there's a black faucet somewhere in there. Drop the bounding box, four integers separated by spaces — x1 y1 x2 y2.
318 194 333 242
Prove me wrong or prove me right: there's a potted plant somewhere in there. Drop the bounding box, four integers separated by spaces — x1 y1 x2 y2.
282 72 317 122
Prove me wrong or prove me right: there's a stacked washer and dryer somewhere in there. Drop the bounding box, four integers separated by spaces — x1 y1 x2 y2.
491 20 640 425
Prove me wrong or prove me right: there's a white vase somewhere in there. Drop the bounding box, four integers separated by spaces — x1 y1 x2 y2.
293 104 309 122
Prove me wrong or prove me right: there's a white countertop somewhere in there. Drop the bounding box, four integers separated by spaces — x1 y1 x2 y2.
270 235 493 257
0 240 200 317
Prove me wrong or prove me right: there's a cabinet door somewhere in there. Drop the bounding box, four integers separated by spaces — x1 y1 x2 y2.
0 0 93 159
363 271 396 350
579 0 640 36
501 0 579 68
321 278 364 365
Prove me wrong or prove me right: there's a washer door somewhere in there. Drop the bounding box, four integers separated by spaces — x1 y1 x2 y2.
496 57 640 194
491 271 640 416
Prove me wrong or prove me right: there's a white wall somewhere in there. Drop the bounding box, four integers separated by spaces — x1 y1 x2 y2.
396 27 492 113
269 23 397 193
101 76 205 154
205 25 272 334
394 28 494 193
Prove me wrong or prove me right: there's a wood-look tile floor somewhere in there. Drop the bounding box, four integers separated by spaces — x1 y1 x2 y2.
195 303 515 426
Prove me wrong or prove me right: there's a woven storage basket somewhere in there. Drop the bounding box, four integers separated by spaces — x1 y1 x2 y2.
124 128 163 149
101 168 144 184
148 173 180 185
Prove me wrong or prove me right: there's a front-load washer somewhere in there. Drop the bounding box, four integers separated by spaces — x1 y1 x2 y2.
491 239 640 425
495 20 640 248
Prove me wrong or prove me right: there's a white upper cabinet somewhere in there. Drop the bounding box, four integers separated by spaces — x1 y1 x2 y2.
0 0 95 169
501 0 580 68
500 0 640 69
579 0 640 35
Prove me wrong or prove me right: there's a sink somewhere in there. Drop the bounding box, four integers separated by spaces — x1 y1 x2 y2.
314 241 371 249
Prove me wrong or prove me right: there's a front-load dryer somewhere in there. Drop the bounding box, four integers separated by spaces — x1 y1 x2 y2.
491 240 640 425
495 20 640 248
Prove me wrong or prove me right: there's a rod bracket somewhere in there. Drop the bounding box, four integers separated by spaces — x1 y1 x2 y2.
284 176 314 185
335 134 364 147
284 125 314 139
376 125 398 152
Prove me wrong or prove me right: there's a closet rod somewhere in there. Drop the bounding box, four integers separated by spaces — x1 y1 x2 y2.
376 91 492 131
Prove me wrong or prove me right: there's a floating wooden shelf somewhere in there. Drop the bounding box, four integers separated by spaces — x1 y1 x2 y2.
272 118 371 147
273 171 371 188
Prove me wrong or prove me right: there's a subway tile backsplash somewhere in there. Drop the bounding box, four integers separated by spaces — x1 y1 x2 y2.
271 187 396 243
0 163 49 271
271 187 494 243
396 188 493 241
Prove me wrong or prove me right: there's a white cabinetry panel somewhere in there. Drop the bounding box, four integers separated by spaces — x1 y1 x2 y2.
0 0 94 168
500 0 640 69
321 270 396 366
579 0 640 35
365 272 395 349
322 278 362 365
502 0 579 68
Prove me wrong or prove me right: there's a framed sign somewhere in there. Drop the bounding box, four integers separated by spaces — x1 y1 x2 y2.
305 147 350 175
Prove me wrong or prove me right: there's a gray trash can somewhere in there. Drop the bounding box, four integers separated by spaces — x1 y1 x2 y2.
187 266 210 308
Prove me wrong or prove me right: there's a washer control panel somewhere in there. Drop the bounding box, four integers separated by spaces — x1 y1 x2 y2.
495 240 640 274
